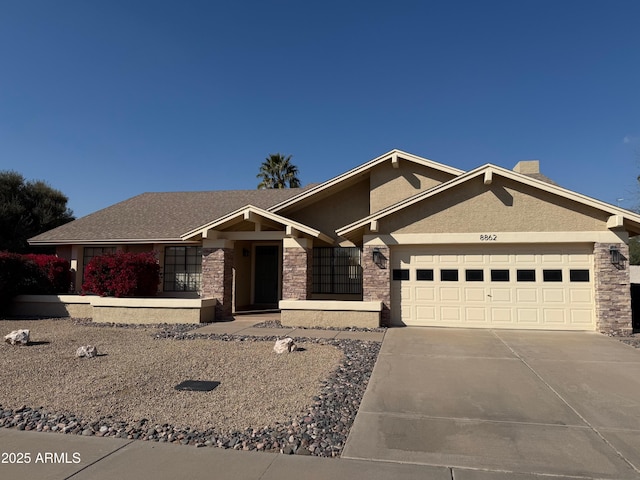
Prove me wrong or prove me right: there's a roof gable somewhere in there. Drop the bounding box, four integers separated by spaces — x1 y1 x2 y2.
337 164 640 241
269 149 464 214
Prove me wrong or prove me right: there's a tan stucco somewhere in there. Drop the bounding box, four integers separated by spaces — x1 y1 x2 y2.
281 309 380 328
369 162 456 214
381 176 609 235
286 177 370 242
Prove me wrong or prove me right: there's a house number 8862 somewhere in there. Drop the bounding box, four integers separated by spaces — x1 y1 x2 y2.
480 234 497 241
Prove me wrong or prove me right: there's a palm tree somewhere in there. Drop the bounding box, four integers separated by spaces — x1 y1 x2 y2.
256 153 301 189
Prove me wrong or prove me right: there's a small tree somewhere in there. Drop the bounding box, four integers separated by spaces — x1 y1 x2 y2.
0 171 74 252
256 154 301 189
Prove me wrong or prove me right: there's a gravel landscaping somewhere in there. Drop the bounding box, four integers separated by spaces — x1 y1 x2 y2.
0 318 381 457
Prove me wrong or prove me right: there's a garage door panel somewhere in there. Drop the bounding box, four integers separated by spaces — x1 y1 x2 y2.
415 305 436 322
570 309 593 325
439 287 460 302
489 254 510 263
517 309 539 324
441 307 461 322
391 244 594 330
490 288 512 302
465 288 485 302
465 307 487 322
569 289 591 304
516 289 538 303
543 309 566 323
415 286 434 301
491 308 513 323
543 289 565 303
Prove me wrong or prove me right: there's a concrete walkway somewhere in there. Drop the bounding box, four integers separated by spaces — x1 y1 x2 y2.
343 327 640 479
193 314 386 342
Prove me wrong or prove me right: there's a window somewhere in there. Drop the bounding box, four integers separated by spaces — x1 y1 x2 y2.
491 269 510 282
312 247 362 294
441 269 459 281
543 269 563 282
416 269 434 281
517 270 536 282
466 269 484 282
393 269 409 281
164 246 202 292
570 269 590 282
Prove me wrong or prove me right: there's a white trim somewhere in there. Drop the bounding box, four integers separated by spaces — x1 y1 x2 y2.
338 164 640 240
181 204 334 244
269 149 464 213
279 300 382 312
363 230 629 245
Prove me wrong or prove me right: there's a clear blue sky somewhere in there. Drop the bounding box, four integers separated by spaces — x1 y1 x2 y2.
1 0 639 218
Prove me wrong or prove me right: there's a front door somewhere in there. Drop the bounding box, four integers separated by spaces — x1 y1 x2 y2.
254 245 279 306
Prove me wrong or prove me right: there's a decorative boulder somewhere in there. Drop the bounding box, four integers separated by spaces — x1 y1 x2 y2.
274 337 296 354
76 345 98 358
4 329 30 346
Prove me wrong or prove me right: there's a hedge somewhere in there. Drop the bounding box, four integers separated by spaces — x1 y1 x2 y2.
82 251 160 297
0 252 70 313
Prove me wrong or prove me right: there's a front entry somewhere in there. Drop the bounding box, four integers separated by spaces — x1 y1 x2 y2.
254 245 279 307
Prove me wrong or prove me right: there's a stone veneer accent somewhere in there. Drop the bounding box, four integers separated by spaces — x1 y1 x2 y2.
362 244 390 326
201 247 234 320
594 242 632 335
282 246 312 300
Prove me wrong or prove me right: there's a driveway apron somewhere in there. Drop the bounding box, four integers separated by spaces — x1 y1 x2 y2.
342 328 640 479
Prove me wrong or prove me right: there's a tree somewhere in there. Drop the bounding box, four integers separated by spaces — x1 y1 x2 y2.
0 171 74 253
256 153 301 189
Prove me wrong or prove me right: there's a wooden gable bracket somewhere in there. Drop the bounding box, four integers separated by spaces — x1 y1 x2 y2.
391 153 400 169
370 219 379 233
285 225 300 238
202 229 219 240
483 169 493 185
607 215 624 229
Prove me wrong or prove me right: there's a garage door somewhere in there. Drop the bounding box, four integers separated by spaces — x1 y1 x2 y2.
391 244 594 330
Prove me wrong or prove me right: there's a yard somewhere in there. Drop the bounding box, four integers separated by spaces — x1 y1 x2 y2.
0 318 373 455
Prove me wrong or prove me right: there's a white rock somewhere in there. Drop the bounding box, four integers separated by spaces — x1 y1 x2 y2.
76 345 98 358
4 329 30 345
273 337 296 354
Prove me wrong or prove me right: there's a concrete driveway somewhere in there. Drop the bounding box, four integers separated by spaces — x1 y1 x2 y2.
343 328 640 479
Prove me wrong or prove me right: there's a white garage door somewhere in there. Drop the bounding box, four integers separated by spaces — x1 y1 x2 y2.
391 244 594 330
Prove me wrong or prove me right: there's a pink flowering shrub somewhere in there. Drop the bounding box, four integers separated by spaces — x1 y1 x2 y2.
82 251 160 297
24 254 71 293
0 252 66 312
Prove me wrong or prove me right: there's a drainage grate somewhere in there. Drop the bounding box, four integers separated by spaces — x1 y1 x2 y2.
175 380 220 392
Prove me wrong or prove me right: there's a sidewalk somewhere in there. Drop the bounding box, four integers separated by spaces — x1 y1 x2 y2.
192 314 386 342
0 429 450 480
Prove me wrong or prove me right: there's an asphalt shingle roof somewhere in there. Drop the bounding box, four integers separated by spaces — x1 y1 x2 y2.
30 188 309 243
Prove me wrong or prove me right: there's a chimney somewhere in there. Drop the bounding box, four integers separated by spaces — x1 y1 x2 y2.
513 160 540 175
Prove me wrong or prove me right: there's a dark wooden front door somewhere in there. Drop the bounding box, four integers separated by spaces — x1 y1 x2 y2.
254 245 279 306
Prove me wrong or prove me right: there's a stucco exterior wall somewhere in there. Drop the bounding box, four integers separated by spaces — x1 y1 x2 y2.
369 162 456 214
383 177 609 235
286 178 370 242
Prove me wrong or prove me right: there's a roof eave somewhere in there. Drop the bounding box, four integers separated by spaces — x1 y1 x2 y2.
269 149 465 213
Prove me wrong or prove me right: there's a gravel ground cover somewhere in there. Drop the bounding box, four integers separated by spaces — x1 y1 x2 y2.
252 318 387 333
0 318 381 457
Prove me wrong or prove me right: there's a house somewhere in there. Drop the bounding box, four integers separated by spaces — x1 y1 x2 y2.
29 150 640 334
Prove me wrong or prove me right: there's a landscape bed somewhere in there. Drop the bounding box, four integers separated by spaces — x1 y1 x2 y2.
0 318 381 457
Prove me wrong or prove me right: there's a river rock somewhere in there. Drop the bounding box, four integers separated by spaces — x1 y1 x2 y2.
4 329 30 345
76 345 98 358
274 337 296 354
